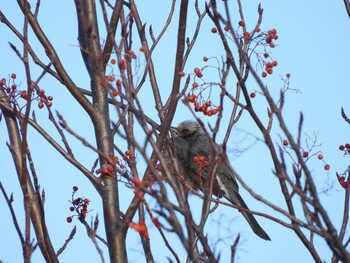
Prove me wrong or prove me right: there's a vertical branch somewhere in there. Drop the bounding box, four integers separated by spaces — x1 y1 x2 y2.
0 90 58 262
102 0 124 65
21 3 33 262
75 1 126 262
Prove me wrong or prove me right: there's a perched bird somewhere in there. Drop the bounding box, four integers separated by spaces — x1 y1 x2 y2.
171 120 270 240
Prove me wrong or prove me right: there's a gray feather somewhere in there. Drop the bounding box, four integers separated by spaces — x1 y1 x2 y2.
172 120 270 240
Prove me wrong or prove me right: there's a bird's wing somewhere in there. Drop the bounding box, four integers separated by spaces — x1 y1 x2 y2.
174 134 213 190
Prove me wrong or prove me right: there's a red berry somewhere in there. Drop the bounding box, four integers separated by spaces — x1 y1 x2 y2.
238 21 245 27
11 73 16 79
192 82 199 89
48 96 53 101
272 61 278 67
324 164 330 170
203 56 208 62
262 72 267 78
317 154 324 160
255 27 261 32
179 71 185 77
339 145 345 151
112 89 119 96
73 198 81 205
20 90 27 99
286 73 291 78
38 103 44 109
106 75 115 82
224 25 230 32
140 47 146 53
69 207 75 211
110 59 116 65
282 140 288 146
250 92 256 98
66 217 73 223
188 94 197 103
211 27 217 33
243 32 251 41
194 68 203 78
124 53 130 61
302 151 309 158
269 42 275 48
263 53 269 58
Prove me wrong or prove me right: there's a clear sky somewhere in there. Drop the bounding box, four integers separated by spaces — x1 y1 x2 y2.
1 1 350 262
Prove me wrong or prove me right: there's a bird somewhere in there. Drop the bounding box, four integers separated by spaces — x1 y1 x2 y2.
171 120 270 241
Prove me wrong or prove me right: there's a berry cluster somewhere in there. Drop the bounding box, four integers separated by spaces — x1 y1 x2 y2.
105 47 146 96
265 29 278 48
95 151 136 178
99 75 120 97
193 155 209 169
66 186 90 223
96 163 115 178
95 152 130 177
187 94 221 116
259 29 292 79
194 67 203 78
336 143 350 189
129 160 168 200
2 74 17 94
131 175 158 200
110 50 138 70
123 150 135 160
262 60 278 77
179 64 222 117
339 143 350 153
281 139 330 170
1 74 54 109
132 177 146 200
37 89 53 109
337 175 350 189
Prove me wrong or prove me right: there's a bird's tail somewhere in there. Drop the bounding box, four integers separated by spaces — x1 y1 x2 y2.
227 191 271 241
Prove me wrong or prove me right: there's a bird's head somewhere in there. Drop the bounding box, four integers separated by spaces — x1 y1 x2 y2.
171 120 204 138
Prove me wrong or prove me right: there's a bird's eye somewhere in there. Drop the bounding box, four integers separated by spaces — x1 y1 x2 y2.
183 128 190 134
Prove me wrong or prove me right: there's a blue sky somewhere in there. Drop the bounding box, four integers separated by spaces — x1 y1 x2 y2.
1 1 350 262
